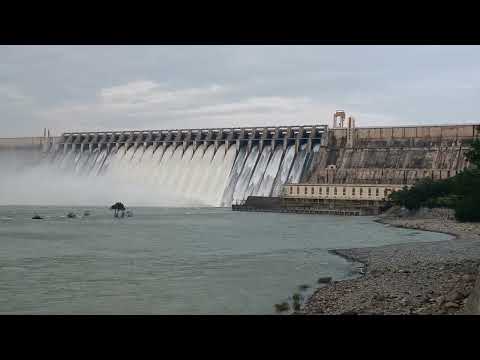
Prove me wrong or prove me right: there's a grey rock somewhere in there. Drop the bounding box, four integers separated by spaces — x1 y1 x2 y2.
443 302 460 309
446 291 463 302
462 274 477 282
373 294 386 302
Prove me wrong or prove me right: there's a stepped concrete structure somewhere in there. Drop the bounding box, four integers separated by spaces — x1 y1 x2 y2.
302 120 479 186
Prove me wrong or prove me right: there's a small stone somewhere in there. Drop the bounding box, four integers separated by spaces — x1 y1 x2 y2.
443 302 460 309
446 291 463 302
435 296 446 305
373 294 386 302
462 274 476 282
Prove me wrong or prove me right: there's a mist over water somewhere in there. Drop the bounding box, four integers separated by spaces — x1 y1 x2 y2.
0 143 316 207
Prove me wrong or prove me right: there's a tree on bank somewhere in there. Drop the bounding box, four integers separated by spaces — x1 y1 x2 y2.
389 138 480 222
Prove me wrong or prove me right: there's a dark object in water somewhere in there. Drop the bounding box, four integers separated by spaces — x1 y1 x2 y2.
126 210 133 217
317 276 332 284
83 210 91 217
292 293 303 312
298 284 310 291
32 214 43 220
110 202 126 217
274 302 290 313
67 212 77 218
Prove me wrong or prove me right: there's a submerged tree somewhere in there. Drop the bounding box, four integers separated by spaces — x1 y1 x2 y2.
110 202 126 218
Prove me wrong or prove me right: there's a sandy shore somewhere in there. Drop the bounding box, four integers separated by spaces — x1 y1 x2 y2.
302 208 480 315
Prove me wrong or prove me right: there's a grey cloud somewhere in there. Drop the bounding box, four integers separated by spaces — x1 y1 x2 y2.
1 45 480 137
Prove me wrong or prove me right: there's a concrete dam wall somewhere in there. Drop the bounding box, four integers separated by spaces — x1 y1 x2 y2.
0 126 327 206
1 123 478 206
302 124 479 185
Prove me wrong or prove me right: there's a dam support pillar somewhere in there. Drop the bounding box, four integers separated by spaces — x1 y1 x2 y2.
63 135 73 154
163 131 174 152
203 130 214 153
295 127 305 154
272 128 280 150
247 129 256 153
284 127 292 152
320 127 329 147
236 129 246 152
225 130 234 153
183 130 193 154
115 133 126 152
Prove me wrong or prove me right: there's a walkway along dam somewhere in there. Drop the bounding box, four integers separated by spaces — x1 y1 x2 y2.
1 117 479 207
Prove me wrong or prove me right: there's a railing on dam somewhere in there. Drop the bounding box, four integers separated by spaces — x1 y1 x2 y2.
57 125 329 154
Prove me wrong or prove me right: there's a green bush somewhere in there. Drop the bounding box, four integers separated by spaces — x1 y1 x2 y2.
455 195 480 222
388 139 480 222
424 195 459 209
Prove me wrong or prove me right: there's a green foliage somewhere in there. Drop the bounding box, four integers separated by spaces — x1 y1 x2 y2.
424 195 459 209
455 194 480 222
465 138 480 167
388 179 453 210
388 140 480 222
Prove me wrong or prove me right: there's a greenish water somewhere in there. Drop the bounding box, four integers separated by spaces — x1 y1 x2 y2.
0 206 451 314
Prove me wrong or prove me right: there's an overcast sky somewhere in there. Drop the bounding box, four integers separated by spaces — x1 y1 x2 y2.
1 45 480 137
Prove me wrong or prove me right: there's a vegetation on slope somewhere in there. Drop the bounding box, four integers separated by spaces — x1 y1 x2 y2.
389 139 480 222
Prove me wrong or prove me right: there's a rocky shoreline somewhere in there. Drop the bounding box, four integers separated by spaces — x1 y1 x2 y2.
301 207 480 315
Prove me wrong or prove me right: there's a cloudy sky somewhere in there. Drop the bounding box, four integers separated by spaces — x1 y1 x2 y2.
1 45 480 137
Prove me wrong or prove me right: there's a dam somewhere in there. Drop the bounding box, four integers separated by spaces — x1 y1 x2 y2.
1 125 327 206
1 115 479 207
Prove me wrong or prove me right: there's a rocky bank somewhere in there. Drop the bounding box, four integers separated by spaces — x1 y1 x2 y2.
301 207 480 315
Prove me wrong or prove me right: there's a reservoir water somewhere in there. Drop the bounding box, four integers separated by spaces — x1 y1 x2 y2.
0 206 451 314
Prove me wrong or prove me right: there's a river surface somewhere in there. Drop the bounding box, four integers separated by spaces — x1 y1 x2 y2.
0 206 451 314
